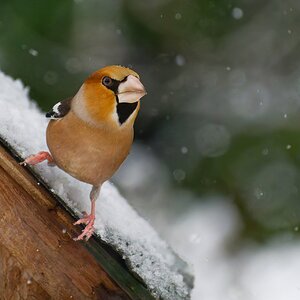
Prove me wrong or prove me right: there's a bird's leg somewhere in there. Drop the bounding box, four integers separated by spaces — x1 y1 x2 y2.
73 185 100 241
20 151 55 167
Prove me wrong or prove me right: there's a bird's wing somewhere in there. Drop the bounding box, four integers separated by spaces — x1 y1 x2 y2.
45 97 73 119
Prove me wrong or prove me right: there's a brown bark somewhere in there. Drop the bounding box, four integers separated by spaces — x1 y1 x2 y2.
0 145 131 300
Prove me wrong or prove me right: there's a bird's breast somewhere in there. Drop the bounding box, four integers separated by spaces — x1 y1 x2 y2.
46 111 134 185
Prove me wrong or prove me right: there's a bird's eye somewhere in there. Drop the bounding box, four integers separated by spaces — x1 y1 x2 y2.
102 76 113 87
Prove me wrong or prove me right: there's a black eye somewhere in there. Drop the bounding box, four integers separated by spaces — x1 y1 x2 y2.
102 76 113 87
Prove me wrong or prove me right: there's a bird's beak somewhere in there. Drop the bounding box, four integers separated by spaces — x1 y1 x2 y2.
117 75 147 103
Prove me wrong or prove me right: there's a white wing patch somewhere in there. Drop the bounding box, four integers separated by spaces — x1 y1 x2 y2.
46 98 72 119
52 102 61 114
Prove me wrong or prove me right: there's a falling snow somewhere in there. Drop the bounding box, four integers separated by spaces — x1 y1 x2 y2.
232 7 244 20
28 48 38 56
175 54 186 66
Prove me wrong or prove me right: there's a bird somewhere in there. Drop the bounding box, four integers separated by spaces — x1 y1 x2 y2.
20 65 146 241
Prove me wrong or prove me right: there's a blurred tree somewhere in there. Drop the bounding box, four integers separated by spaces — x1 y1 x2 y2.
0 0 76 110
185 131 300 241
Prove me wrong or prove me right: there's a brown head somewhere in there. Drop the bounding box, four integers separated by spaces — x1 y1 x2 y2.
72 65 146 127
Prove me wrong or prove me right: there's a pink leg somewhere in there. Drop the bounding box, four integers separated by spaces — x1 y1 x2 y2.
20 151 55 166
73 185 100 241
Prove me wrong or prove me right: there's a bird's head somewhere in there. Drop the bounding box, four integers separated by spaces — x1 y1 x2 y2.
73 65 146 127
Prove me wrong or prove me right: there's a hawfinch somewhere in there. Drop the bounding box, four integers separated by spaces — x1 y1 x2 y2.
21 65 146 241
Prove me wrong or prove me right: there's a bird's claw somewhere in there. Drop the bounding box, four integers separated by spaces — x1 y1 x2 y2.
20 152 55 167
20 155 34 166
73 213 95 241
73 212 90 225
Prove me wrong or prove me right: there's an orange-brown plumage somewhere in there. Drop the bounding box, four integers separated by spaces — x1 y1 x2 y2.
46 108 136 185
21 65 146 241
83 66 140 123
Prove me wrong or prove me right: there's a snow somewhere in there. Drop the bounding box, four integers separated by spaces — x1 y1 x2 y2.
174 13 182 21
195 123 231 157
0 71 192 300
167 198 300 300
181 146 188 154
232 7 243 20
175 54 186 66
28 48 39 56
116 144 300 300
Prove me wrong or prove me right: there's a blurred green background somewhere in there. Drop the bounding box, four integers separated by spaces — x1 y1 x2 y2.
1 0 300 246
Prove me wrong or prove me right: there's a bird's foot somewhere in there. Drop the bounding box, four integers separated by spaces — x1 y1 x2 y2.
73 213 95 241
20 151 55 166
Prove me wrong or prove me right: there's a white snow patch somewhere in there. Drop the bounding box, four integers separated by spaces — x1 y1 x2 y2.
166 198 300 300
0 71 191 300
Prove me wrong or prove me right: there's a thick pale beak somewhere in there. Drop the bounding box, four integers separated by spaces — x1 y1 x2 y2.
117 75 146 103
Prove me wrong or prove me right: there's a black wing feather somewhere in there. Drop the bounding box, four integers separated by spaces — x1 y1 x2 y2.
45 97 72 119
